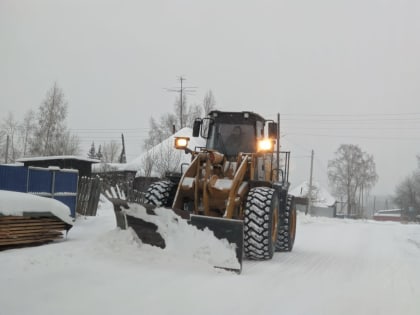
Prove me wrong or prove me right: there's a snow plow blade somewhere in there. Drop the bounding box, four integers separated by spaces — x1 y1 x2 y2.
111 199 243 273
189 215 243 273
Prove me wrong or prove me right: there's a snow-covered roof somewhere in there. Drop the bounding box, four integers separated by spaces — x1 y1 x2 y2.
124 127 206 175
0 190 74 225
17 155 100 163
92 162 128 173
289 181 336 208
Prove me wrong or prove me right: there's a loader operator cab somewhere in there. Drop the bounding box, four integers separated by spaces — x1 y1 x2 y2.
194 111 266 160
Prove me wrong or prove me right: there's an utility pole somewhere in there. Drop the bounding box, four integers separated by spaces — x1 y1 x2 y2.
119 133 126 163
166 76 197 129
180 77 184 128
5 135 10 164
305 149 314 215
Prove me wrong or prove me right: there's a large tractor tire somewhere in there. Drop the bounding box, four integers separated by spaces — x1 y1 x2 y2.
144 180 176 207
244 187 279 260
275 194 297 252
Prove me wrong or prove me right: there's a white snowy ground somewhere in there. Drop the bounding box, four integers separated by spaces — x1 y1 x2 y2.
1 197 419 315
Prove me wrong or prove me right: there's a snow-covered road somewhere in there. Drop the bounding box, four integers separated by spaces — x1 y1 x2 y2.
1 200 419 315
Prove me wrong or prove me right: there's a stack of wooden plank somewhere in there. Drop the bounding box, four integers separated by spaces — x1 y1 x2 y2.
0 215 70 248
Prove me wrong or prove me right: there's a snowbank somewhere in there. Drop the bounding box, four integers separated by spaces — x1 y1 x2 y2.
124 204 240 270
1 199 420 315
0 190 73 225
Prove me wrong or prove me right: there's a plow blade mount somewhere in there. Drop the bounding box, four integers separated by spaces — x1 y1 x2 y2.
189 215 244 273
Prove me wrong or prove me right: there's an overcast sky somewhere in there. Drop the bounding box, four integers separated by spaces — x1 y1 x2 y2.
1 0 419 196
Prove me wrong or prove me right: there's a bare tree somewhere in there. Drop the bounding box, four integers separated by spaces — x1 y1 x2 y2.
102 140 121 163
137 149 157 177
1 112 20 162
394 157 420 213
0 129 6 162
185 103 202 128
144 116 173 150
154 140 182 177
394 172 420 212
203 90 216 115
29 82 80 156
19 109 36 157
54 130 80 155
142 88 214 175
328 144 378 216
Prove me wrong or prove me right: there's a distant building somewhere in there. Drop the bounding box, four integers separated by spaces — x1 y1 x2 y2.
289 181 337 218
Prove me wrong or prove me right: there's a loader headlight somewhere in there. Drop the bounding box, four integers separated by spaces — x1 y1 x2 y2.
257 139 274 152
174 137 190 150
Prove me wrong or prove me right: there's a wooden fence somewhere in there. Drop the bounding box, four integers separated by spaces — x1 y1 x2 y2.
102 180 145 204
77 176 102 216
77 175 153 217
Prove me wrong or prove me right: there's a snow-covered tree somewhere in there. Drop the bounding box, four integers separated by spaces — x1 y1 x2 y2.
88 142 96 159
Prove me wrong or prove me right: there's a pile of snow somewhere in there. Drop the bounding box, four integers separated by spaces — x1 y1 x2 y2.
0 190 73 225
290 181 336 208
1 196 420 315
124 203 240 270
124 127 206 176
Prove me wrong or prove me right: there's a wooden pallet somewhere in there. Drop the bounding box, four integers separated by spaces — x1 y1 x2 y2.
0 215 70 248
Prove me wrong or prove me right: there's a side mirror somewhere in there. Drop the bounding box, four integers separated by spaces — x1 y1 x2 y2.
192 119 201 137
268 122 278 139
200 118 214 139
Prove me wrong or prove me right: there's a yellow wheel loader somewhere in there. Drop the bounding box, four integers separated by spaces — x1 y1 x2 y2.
117 111 296 273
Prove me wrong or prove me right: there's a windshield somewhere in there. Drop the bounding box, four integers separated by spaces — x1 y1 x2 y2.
207 123 256 157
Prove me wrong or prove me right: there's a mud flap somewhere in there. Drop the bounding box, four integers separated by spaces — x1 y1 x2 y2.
189 215 244 273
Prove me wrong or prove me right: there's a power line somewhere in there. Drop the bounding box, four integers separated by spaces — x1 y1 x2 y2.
286 132 420 141
262 111 420 118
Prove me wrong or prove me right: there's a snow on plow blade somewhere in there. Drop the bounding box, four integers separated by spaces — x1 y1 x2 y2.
111 199 243 273
189 215 243 273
